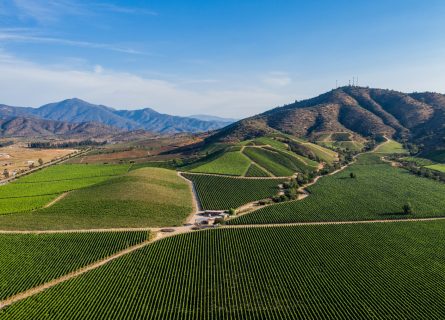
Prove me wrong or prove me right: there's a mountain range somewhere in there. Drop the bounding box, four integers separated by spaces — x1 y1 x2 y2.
0 98 234 137
209 86 445 154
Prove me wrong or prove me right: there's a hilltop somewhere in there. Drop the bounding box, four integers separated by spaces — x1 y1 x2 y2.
209 87 445 155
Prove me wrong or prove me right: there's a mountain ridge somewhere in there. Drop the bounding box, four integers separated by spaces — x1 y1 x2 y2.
0 98 234 134
208 87 445 154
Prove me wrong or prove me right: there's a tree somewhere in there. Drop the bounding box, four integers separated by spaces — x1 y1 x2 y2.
350 172 356 179
403 202 413 215
29 163 35 169
38 158 44 166
3 169 9 178
228 208 236 216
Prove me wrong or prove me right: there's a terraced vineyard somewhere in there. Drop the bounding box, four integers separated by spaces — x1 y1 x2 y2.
0 168 193 230
244 163 270 177
228 154 445 225
0 231 148 300
190 151 251 176
402 157 435 166
426 164 445 173
3 222 445 319
0 164 130 214
374 139 407 154
182 173 286 209
243 147 303 176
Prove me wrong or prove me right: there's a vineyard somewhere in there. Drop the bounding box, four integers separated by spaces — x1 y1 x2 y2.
243 147 301 176
0 164 130 215
2 221 445 319
427 164 445 173
228 154 445 225
374 139 407 154
0 231 148 300
190 151 251 176
244 163 270 177
182 173 286 210
0 168 193 230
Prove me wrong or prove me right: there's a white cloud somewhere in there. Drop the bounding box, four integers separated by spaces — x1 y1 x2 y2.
0 29 145 54
93 3 158 16
9 0 157 23
93 64 104 74
0 52 284 118
262 72 292 87
11 0 86 23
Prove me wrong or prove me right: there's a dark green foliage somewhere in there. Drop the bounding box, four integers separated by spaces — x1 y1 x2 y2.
4 222 445 319
403 202 413 214
243 147 308 176
0 231 148 300
244 163 270 177
182 173 286 209
228 154 445 225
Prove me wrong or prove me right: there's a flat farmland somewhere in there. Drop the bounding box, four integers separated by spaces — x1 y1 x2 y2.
3 221 445 319
0 144 76 177
0 231 149 301
68 149 150 164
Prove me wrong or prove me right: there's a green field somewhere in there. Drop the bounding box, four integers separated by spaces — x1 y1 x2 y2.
0 168 193 230
3 222 445 319
0 231 148 300
253 136 326 165
228 154 445 225
182 173 286 210
190 151 251 176
244 163 271 177
402 157 435 166
426 164 445 172
243 147 312 176
0 164 130 215
319 140 364 152
374 139 407 154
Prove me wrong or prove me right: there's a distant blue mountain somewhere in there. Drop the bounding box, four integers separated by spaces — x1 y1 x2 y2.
0 98 233 134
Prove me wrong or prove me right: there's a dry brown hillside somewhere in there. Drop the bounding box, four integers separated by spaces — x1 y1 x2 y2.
209 87 445 153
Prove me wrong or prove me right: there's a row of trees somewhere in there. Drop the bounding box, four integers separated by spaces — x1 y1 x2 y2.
28 140 107 149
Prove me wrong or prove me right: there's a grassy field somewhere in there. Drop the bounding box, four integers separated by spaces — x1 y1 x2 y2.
0 168 193 230
190 151 251 176
426 164 445 172
402 156 435 166
3 221 445 319
0 164 130 215
374 139 407 154
228 154 445 225
182 173 286 210
318 140 364 152
0 231 148 300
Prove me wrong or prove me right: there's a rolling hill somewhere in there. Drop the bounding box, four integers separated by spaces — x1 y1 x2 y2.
208 87 445 155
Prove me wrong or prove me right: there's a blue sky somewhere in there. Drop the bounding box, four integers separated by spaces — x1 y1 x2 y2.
0 0 444 117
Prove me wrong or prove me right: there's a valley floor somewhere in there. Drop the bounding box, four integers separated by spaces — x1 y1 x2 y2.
1 139 445 318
